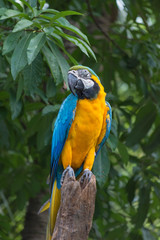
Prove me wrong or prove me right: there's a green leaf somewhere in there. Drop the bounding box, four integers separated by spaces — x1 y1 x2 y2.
55 31 89 57
46 78 56 98
41 9 58 14
22 53 42 95
8 0 23 11
36 115 53 150
25 102 44 112
38 14 52 21
55 17 89 44
80 38 96 61
25 113 41 138
51 10 82 21
27 32 46 64
34 89 48 104
42 45 61 85
44 28 77 65
143 123 160 154
20 0 34 13
62 48 78 65
38 0 46 10
47 40 70 85
126 176 137 205
126 101 157 147
52 37 78 65
44 27 64 47
9 91 22 120
0 8 7 16
110 119 118 137
24 102 45 112
134 185 151 229
93 146 110 186
107 133 118 151
13 19 33 32
51 32 64 46
42 104 60 115
0 9 21 20
11 33 33 80
118 141 129 164
3 32 22 55
0 191 13 220
16 76 24 101
152 182 160 200
0 116 9 148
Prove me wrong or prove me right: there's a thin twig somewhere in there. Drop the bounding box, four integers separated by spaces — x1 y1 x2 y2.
0 25 42 32
86 0 128 57
138 10 150 32
135 2 150 33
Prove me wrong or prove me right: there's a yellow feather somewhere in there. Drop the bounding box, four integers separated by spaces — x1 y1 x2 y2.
49 179 61 237
46 220 51 240
38 199 50 214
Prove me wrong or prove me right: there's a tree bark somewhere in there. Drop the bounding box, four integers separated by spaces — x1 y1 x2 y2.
52 173 97 240
21 174 96 240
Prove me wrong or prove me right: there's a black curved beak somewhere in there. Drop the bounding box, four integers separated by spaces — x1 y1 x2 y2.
68 73 84 95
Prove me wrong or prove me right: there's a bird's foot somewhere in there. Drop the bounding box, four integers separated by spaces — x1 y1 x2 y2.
80 169 93 185
61 165 75 186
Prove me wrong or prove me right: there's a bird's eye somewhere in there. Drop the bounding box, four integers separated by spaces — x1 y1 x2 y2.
78 69 91 78
83 69 90 76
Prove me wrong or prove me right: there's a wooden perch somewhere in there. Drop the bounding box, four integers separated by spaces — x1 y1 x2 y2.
52 173 97 240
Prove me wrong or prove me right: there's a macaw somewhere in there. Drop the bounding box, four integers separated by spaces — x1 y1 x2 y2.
39 65 112 240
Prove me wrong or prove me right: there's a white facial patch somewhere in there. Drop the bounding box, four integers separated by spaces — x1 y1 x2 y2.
68 70 79 77
68 69 94 89
80 78 94 89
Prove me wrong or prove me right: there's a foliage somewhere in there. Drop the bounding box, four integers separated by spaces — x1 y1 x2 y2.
0 0 160 240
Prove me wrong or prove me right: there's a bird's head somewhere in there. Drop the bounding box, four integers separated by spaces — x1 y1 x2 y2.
68 65 102 99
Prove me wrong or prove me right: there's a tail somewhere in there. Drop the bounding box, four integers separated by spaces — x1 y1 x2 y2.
47 179 61 239
39 179 61 240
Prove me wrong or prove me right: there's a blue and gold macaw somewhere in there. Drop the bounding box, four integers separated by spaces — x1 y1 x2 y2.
39 65 112 240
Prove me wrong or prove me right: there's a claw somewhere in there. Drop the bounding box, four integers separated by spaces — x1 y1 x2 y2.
80 169 93 185
61 165 75 186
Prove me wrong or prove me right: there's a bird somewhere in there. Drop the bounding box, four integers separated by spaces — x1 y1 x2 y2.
39 65 112 240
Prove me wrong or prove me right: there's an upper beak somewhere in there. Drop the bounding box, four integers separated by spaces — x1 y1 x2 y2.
68 71 84 95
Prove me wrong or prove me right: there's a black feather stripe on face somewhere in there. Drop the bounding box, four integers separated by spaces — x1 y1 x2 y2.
78 80 100 99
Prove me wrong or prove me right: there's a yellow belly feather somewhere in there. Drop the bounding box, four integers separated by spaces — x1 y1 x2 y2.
61 86 106 171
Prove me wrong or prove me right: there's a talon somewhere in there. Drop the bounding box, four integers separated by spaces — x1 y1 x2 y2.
80 169 93 185
61 166 75 186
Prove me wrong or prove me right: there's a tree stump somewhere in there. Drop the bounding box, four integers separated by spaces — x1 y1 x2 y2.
52 173 97 240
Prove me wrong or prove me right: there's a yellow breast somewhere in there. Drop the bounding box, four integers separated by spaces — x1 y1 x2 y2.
66 77 106 169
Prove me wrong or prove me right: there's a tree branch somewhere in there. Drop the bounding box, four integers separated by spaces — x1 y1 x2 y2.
86 0 128 57
0 25 42 32
52 172 97 240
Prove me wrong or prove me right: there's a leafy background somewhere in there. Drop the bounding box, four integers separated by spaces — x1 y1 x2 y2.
0 0 160 239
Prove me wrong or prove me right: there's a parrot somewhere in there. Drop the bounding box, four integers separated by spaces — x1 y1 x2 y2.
39 65 112 240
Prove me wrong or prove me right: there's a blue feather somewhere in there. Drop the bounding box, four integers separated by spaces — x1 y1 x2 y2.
96 101 112 156
50 93 78 189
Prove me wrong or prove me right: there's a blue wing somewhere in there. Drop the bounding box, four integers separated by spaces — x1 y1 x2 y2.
50 93 78 189
96 101 112 156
